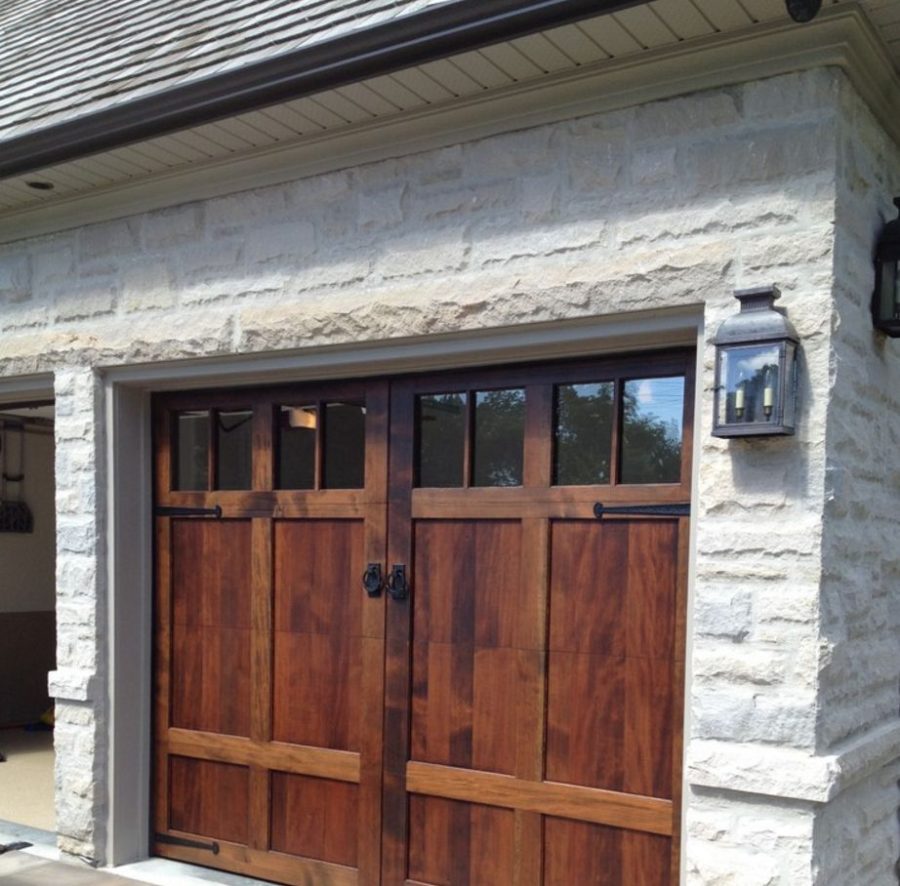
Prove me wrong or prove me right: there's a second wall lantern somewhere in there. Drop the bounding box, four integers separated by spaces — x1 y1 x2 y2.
712 285 799 438
872 197 900 337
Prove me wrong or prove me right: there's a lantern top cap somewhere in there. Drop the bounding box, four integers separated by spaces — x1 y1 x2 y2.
714 284 799 346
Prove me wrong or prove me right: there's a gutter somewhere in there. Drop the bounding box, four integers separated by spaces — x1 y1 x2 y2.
0 0 653 181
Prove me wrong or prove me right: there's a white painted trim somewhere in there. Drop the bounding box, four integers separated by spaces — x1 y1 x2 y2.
102 309 703 866
104 307 701 389
0 5 896 244
106 383 153 866
681 335 706 886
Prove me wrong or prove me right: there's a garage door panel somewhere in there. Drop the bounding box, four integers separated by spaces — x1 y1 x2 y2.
170 519 252 737
412 520 521 647
273 520 364 637
168 756 249 844
543 816 671 886
407 795 515 886
270 773 360 867
272 519 365 751
411 519 524 777
546 650 625 790
548 520 627 656
411 642 519 775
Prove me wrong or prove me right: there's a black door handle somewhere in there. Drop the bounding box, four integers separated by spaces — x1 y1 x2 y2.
386 564 409 601
362 563 384 598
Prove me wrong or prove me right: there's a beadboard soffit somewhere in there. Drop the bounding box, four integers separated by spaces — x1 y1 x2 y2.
0 5 896 245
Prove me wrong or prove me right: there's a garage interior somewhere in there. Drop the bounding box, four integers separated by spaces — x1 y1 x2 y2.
0 402 56 834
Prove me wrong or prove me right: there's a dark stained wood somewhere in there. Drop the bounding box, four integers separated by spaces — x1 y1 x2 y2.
152 516 172 835
165 728 360 781
155 380 389 886
546 519 678 799
669 514 690 884
168 756 249 844
154 839 359 886
271 773 360 867
410 519 522 775
358 380 390 885
153 353 693 886
543 817 671 886
407 796 515 886
272 519 364 751
381 378 416 884
170 519 252 737
406 761 673 836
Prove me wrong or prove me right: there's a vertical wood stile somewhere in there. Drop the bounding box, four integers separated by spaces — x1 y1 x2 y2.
314 399 325 490
517 384 553 884
382 381 415 884
253 399 274 492
154 406 172 501
462 389 473 488
153 516 172 834
670 515 690 885
609 376 622 486
359 381 390 884
514 515 550 886
249 517 273 850
208 409 217 491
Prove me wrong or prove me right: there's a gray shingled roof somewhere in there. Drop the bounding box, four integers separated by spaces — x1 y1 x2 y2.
0 0 455 142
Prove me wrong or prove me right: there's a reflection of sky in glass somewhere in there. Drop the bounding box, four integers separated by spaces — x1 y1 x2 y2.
628 377 684 441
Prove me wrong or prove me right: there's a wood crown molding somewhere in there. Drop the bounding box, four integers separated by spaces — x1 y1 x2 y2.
0 4 896 246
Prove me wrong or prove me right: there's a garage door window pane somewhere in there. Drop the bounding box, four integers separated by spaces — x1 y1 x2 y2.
278 405 317 490
323 402 366 489
554 382 614 486
417 393 466 487
174 410 209 490
620 377 684 484
473 388 525 487
217 410 253 490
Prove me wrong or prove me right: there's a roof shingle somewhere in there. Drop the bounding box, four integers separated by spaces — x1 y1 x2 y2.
0 0 455 141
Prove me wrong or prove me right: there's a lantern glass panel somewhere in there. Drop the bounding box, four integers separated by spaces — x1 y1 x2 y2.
717 344 782 427
781 342 798 431
878 259 900 323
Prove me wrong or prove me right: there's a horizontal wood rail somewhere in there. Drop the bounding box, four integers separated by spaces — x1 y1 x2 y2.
166 729 361 783
155 834 358 886
406 761 673 836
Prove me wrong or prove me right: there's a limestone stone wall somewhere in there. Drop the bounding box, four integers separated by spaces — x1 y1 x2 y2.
0 66 892 883
810 72 900 886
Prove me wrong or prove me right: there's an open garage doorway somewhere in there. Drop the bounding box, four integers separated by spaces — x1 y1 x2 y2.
0 401 56 836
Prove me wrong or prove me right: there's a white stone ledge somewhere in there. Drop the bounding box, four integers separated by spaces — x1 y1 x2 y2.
48 668 98 702
688 718 900 804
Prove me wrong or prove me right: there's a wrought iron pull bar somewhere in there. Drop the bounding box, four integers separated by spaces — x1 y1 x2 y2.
593 502 690 519
155 505 223 518
386 563 409 601
155 833 220 855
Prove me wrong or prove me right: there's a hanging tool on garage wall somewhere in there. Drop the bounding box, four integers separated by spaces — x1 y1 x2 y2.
0 421 34 533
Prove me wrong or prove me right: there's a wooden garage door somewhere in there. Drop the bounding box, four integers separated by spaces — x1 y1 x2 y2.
152 351 692 886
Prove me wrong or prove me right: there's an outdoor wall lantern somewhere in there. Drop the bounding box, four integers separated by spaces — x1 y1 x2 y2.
712 285 799 438
872 197 900 338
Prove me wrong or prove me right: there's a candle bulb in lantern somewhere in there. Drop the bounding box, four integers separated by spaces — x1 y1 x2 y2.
763 367 774 418
734 380 745 418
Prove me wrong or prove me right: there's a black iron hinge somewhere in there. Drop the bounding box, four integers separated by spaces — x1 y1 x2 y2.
593 502 690 519
155 505 222 518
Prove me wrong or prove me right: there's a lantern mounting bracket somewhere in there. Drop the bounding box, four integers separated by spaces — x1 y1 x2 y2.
785 0 822 23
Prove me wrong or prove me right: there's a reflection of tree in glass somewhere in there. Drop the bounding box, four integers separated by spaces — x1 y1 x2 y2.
555 383 614 485
418 393 466 487
474 389 525 486
621 381 682 484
